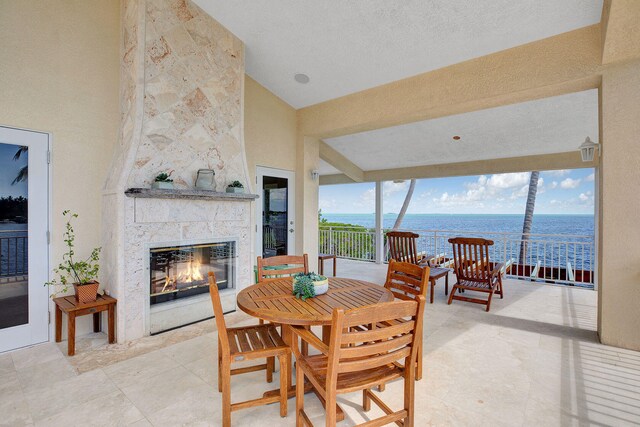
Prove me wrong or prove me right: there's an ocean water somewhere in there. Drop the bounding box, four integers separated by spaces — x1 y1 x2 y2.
321 213 594 237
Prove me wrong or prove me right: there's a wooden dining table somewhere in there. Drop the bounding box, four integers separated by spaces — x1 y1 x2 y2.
237 276 394 421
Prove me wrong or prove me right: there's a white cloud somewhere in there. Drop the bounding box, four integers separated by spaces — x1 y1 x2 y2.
432 172 539 210
383 180 409 198
585 173 595 182
319 198 338 211
550 181 558 189
560 178 581 189
547 169 570 177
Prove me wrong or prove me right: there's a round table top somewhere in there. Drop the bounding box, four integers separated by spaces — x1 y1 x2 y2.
237 277 394 326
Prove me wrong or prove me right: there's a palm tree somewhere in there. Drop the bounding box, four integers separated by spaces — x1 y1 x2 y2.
519 171 539 266
11 146 28 185
391 179 416 230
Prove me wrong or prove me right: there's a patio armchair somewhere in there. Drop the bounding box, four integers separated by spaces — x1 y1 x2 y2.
447 237 504 312
290 297 425 427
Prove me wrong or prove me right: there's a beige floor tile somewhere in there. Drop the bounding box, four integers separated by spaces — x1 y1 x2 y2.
120 365 209 417
34 391 145 427
11 343 63 371
16 357 77 394
23 368 118 421
103 347 181 390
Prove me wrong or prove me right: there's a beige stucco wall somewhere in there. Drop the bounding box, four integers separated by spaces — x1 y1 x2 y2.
0 1 120 335
244 75 298 190
599 58 640 350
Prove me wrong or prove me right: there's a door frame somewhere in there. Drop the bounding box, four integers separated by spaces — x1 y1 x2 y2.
255 166 296 259
0 125 51 353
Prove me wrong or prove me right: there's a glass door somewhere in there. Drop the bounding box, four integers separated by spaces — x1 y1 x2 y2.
0 126 49 352
256 167 295 259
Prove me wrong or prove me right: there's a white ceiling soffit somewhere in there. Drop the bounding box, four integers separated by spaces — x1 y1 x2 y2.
322 90 599 172
193 0 602 108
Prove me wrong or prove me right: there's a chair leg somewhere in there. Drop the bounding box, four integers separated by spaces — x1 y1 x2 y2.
363 389 371 412
499 277 504 299
486 290 495 312
266 356 275 383
404 364 416 427
296 362 305 427
279 354 288 417
447 285 457 305
259 318 265 325
221 358 231 427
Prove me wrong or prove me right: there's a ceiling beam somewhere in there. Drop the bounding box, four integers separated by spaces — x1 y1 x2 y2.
601 0 640 64
319 151 596 185
319 141 364 182
298 25 602 140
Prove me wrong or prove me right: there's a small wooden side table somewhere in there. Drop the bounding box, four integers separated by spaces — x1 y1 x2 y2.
53 294 117 356
428 267 451 304
318 253 337 276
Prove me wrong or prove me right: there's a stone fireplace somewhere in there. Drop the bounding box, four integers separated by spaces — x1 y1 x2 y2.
101 0 253 342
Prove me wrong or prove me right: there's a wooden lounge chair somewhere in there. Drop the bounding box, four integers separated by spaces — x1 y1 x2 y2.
447 237 504 312
208 272 290 427
291 297 425 427
387 231 431 266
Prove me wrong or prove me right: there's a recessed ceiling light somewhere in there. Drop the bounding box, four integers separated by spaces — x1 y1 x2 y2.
452 135 461 141
294 73 310 84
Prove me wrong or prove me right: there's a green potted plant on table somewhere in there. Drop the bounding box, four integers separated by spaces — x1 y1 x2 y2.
152 170 174 189
45 210 101 303
292 272 328 300
226 180 244 194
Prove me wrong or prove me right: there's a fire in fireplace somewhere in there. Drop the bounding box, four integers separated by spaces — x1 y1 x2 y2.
149 241 236 305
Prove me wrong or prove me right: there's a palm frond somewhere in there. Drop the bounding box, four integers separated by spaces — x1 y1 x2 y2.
13 146 28 161
12 166 28 185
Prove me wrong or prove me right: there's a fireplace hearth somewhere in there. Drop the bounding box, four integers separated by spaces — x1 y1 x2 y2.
150 241 236 306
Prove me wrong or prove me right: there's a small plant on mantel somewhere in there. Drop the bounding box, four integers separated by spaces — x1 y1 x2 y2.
45 210 102 303
226 180 244 194
152 170 174 190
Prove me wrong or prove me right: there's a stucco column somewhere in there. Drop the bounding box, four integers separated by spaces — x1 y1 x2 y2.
598 58 640 350
375 181 384 264
296 135 320 271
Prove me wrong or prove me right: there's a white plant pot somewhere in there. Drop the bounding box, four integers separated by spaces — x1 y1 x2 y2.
226 187 244 194
313 277 329 295
152 181 174 190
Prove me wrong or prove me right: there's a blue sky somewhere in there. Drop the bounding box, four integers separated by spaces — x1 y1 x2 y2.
319 168 595 215
0 143 28 198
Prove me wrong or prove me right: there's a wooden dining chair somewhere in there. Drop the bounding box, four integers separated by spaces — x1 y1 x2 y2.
256 254 310 352
291 298 425 427
386 231 430 266
208 272 290 427
447 237 504 312
384 260 430 381
256 254 309 281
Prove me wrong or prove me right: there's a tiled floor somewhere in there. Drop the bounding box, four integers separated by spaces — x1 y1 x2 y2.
2 259 640 426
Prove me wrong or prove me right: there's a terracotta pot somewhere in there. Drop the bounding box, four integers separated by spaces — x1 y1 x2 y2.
74 281 99 304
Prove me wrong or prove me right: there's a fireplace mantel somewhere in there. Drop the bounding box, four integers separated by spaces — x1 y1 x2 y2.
125 188 258 201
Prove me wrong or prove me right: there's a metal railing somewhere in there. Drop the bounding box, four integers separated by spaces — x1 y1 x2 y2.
0 230 28 278
319 226 595 288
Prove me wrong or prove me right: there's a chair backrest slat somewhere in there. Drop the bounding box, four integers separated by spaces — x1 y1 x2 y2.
256 254 309 281
384 260 429 302
387 231 421 265
448 237 494 282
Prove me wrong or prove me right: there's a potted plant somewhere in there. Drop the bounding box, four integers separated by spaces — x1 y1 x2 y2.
45 210 101 303
292 272 328 300
226 180 244 194
152 170 174 189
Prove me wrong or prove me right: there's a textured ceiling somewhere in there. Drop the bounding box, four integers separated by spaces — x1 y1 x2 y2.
323 90 599 173
193 0 602 108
